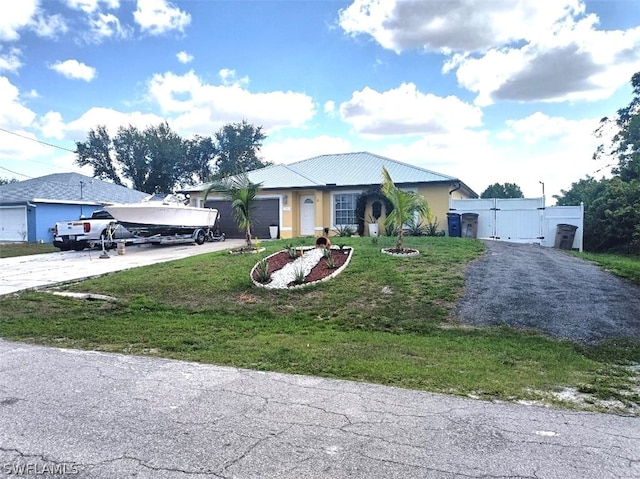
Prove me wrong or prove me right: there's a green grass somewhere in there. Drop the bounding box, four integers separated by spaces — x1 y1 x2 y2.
575 251 640 284
1 236 638 413
0 242 58 258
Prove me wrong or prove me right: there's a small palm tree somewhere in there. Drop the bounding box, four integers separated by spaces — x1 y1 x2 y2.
381 166 430 250
204 174 262 249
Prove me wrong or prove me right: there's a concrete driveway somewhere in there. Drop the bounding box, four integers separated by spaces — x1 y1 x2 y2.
1 340 638 479
0 239 244 296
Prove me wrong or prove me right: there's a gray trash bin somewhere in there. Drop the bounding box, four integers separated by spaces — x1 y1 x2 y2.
461 213 479 238
554 224 578 250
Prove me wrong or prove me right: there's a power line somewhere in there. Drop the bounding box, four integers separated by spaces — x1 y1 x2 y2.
0 165 33 179
0 127 77 153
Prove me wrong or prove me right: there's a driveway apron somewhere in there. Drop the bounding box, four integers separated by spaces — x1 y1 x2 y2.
457 241 640 344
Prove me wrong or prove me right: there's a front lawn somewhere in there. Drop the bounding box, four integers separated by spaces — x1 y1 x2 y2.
575 251 640 284
0 242 58 258
1 236 638 413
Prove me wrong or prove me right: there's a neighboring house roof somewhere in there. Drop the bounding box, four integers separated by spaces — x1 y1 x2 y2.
0 173 148 205
184 152 477 196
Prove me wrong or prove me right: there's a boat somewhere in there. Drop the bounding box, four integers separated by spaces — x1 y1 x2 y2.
104 194 219 238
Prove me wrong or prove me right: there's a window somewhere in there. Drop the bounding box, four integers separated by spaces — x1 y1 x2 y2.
334 193 358 226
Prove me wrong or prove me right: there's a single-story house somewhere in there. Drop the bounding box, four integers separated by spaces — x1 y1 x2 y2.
182 152 477 239
0 173 148 243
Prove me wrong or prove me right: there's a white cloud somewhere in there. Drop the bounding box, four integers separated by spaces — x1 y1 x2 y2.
374 110 604 200
133 0 191 35
262 135 352 165
146 70 316 135
453 18 640 105
31 13 68 38
65 0 120 14
501 112 598 145
86 12 130 42
176 51 193 64
0 0 38 41
339 82 482 136
339 0 582 53
49 60 96 81
0 77 37 129
340 0 640 105
324 101 336 115
0 47 23 73
219 68 248 87
44 107 165 142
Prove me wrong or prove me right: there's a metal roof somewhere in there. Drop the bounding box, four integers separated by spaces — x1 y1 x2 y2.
282 152 457 187
0 173 149 205
185 152 465 192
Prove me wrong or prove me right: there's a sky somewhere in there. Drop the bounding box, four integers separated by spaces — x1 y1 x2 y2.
1 0 639 201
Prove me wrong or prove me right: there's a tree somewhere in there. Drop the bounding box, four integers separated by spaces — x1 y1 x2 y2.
203 174 262 249
76 122 191 193
480 182 524 199
212 120 268 179
556 72 640 254
76 125 123 186
0 177 17 185
594 72 640 181
381 167 430 251
184 135 215 184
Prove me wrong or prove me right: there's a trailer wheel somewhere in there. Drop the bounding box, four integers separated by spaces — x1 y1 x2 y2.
195 229 206 245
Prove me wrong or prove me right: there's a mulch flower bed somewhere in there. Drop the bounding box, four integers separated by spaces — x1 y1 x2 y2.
251 247 353 289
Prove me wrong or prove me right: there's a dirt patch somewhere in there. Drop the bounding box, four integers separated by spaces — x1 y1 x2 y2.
457 241 640 344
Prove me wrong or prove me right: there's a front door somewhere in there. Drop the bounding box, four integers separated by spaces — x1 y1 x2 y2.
300 195 315 236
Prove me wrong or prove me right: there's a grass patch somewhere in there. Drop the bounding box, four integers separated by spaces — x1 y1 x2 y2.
1 236 638 413
575 251 640 284
0 242 58 258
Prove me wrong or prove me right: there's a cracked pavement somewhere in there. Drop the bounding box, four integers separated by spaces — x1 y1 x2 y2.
1 340 638 478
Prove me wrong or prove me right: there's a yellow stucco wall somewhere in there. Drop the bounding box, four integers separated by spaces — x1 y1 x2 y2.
191 182 474 240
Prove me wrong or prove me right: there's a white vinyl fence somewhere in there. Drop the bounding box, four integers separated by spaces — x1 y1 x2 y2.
449 198 584 251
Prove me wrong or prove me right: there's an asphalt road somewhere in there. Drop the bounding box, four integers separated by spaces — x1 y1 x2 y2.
1 340 638 479
457 241 640 344
0 239 244 297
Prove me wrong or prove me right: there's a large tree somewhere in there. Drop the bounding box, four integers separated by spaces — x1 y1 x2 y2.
594 72 640 182
556 72 640 253
76 125 123 186
480 182 524 199
212 120 269 179
76 122 194 193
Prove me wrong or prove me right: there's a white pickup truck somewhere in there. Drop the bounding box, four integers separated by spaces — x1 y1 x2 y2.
53 210 133 251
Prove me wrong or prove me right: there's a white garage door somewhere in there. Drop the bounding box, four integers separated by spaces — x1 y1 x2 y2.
0 206 27 241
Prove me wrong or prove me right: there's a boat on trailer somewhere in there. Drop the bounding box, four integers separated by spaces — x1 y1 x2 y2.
104 194 221 244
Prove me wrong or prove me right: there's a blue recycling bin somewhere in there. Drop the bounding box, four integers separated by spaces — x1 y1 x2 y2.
447 213 461 237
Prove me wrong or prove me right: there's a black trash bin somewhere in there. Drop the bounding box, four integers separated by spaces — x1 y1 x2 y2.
461 213 479 238
554 224 578 250
447 213 461 237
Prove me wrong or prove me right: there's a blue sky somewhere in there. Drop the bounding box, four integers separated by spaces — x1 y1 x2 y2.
1 0 639 200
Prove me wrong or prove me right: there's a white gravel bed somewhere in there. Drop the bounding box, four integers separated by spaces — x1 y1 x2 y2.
263 248 325 289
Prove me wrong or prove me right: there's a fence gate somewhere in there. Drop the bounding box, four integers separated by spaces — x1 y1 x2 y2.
449 198 544 243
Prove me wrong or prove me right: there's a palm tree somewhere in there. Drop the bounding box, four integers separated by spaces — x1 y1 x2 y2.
204 174 262 248
381 166 430 251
